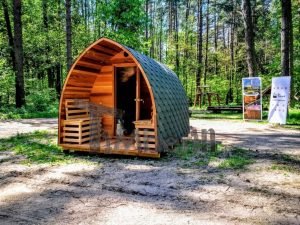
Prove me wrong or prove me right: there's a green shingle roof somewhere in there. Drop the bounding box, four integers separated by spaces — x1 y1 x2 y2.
124 46 190 152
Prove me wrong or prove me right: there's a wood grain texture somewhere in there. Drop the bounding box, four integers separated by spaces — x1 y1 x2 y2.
58 38 158 156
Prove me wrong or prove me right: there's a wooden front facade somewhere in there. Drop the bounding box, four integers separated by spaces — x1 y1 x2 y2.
59 38 159 158
59 38 190 158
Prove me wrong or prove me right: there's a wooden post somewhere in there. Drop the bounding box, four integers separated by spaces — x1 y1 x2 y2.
136 68 140 121
79 121 82 145
208 128 216 151
201 129 207 151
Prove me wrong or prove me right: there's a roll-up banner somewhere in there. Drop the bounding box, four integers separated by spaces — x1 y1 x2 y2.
268 76 291 125
242 77 262 120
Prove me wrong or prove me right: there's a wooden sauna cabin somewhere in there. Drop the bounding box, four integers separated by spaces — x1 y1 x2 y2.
58 38 189 158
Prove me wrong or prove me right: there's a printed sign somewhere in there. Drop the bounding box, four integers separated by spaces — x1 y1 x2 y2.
268 76 291 124
242 77 262 120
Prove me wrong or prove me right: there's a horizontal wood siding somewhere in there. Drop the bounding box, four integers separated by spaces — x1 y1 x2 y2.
90 65 114 137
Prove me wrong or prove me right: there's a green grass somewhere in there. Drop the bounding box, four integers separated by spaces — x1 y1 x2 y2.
172 140 206 160
0 111 58 120
172 142 254 170
0 104 58 120
0 131 95 165
286 108 300 128
218 155 253 169
191 112 242 120
268 154 300 174
270 164 299 173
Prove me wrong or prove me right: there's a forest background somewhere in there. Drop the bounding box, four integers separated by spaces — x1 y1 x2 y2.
0 0 299 118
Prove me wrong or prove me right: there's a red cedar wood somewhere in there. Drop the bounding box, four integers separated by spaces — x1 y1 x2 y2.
58 38 158 156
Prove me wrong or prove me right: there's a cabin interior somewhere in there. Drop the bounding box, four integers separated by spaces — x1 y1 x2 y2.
59 40 159 157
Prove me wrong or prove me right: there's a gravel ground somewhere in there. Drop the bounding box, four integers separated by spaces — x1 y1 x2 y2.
0 118 57 139
0 118 299 225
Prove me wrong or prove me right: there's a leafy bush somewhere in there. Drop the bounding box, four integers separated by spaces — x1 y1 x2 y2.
26 88 57 112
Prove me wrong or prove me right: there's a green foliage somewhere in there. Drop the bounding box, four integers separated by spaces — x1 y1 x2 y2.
287 109 300 125
172 141 255 170
26 88 57 111
173 140 205 160
0 85 58 119
0 0 299 110
191 111 243 120
0 104 58 120
106 0 146 50
218 151 254 170
270 163 299 173
191 109 300 129
0 131 95 165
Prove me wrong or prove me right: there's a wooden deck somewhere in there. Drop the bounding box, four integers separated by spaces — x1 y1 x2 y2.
60 138 160 158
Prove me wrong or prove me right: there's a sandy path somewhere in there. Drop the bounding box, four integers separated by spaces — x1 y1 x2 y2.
0 118 57 138
0 118 299 224
1 118 299 153
190 119 300 155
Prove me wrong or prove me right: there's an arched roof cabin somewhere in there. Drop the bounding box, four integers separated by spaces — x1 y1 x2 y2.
59 38 189 158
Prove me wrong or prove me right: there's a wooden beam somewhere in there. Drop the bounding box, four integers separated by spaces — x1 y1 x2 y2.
77 60 102 70
59 143 160 158
65 86 92 92
110 59 135 64
113 63 137 67
87 49 112 60
92 45 115 56
84 51 107 63
72 69 99 77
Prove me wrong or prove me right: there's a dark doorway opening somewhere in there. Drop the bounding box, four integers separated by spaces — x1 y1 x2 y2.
116 67 136 136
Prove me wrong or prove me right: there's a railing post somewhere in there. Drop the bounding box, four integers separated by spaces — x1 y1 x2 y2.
201 129 208 151
208 128 216 151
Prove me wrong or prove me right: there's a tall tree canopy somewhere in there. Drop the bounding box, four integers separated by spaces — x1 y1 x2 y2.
0 0 299 108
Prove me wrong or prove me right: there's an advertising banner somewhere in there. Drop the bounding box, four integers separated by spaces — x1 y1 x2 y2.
242 77 262 120
268 76 291 124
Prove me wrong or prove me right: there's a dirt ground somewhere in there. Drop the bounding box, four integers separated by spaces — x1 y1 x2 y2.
0 118 299 225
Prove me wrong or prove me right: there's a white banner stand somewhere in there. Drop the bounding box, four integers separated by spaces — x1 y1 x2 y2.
268 76 291 125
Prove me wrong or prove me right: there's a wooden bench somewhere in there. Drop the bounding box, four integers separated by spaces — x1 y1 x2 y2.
62 99 101 145
206 106 243 113
133 120 156 150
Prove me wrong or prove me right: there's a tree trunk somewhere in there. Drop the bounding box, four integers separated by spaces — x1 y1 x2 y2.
280 0 291 77
203 0 209 85
55 63 62 99
222 22 226 49
196 0 203 88
174 0 179 75
145 0 149 41
65 0 73 71
168 0 173 36
183 0 190 91
227 21 235 104
2 0 16 70
242 0 257 77
13 0 25 108
158 6 163 62
149 1 155 58
42 0 54 88
214 0 218 75
194 0 203 106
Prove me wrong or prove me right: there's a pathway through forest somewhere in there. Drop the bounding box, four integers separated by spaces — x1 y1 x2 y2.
1 118 299 154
